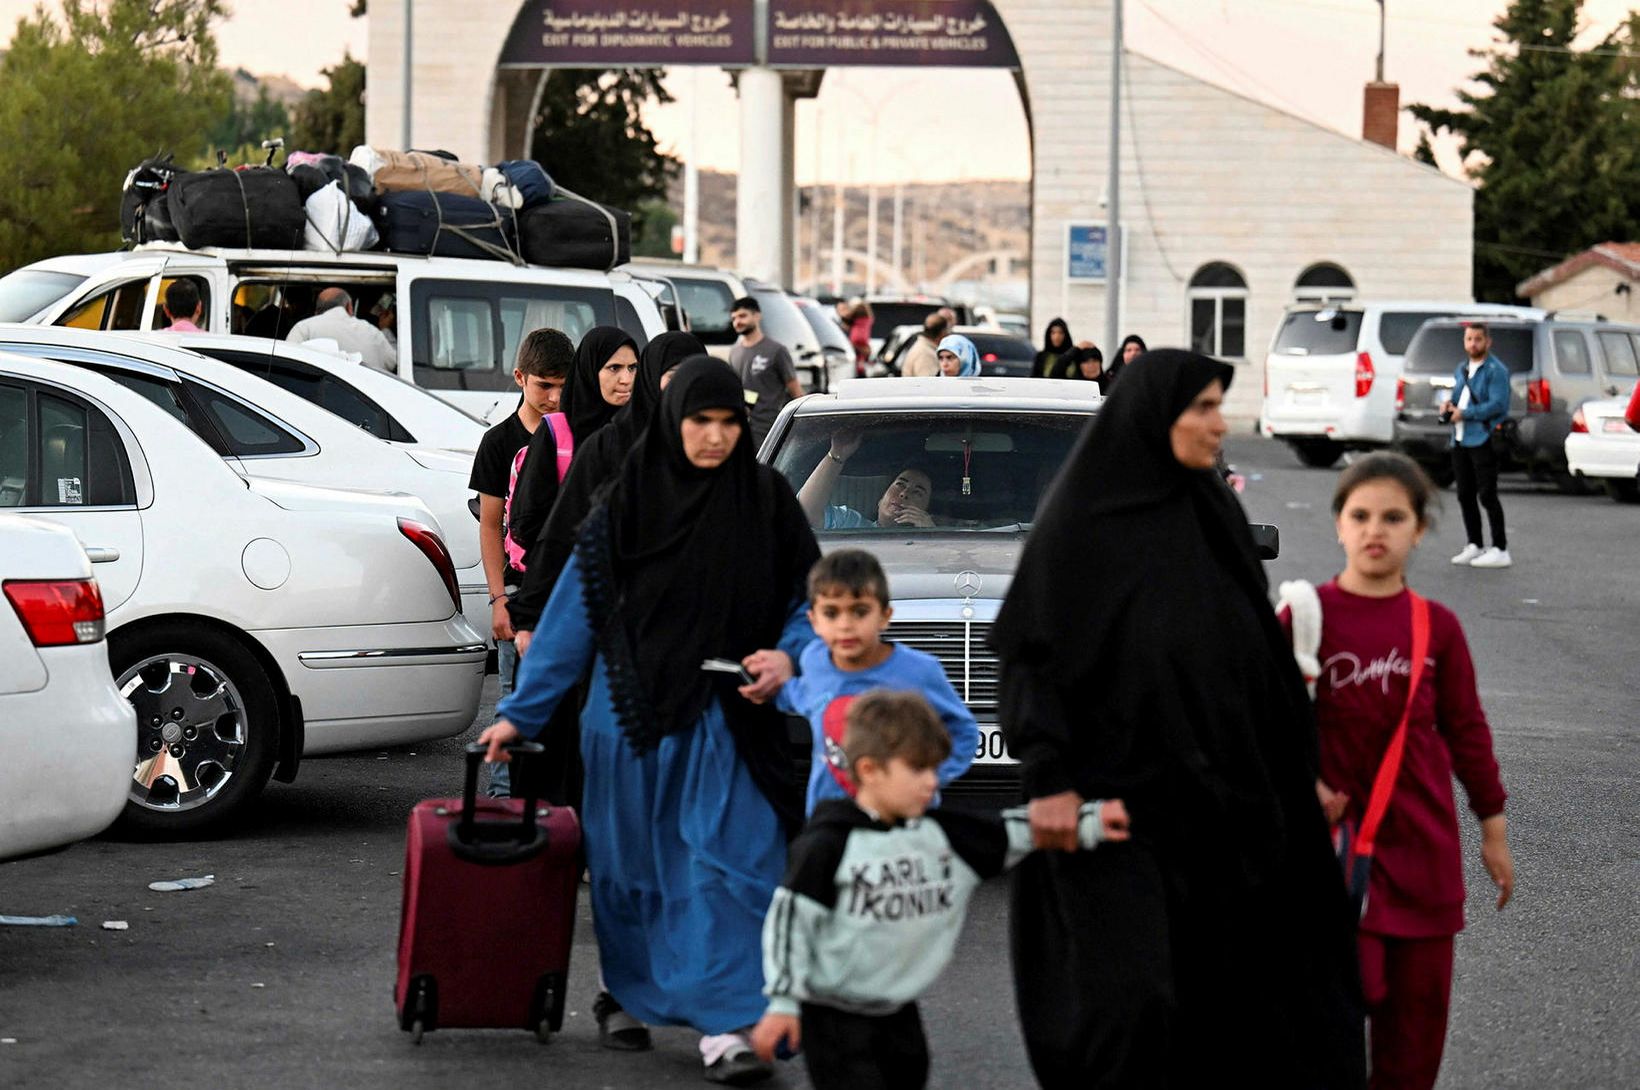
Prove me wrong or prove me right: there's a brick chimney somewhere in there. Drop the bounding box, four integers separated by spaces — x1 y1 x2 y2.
1363 81 1400 150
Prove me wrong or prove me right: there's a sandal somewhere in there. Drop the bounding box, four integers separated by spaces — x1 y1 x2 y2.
593 990 652 1051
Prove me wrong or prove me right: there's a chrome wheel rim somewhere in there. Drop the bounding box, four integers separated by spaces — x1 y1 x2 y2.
119 654 248 813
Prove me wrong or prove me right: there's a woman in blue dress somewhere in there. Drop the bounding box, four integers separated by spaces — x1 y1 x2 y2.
480 357 819 1085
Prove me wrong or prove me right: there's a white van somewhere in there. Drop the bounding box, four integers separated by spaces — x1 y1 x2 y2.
1260 300 1541 466
622 260 749 360
0 246 671 423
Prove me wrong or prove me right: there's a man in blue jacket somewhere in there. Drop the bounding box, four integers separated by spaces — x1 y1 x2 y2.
1446 322 1512 568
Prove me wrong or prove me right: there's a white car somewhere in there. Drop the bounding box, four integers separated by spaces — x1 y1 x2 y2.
159 333 488 452
1261 301 1542 467
0 514 135 860
0 354 486 833
0 325 490 643
1568 395 1640 502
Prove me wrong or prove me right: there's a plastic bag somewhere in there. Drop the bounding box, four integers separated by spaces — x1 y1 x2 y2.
303 181 379 252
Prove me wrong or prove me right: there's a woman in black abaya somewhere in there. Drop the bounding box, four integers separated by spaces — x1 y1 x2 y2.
993 349 1363 1089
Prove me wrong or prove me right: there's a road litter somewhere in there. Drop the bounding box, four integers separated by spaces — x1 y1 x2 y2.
101 921 130 931
2 1038 16 1044
252 982 266 988
1522 598 1540 605
1284 501 1312 510
0 914 76 927
148 875 215 892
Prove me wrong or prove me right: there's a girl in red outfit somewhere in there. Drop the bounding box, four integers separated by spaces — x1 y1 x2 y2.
1298 452 1516 1090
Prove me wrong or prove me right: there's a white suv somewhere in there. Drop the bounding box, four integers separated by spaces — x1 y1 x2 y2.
1261 301 1541 467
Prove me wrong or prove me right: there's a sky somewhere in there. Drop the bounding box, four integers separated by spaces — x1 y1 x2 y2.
0 0 1634 183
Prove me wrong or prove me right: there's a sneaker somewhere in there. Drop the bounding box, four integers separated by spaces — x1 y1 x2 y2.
1450 544 1484 565
1470 547 1513 569
703 1044 773 1086
594 991 652 1051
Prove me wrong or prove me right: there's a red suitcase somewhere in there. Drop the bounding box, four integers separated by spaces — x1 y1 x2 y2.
395 742 580 1043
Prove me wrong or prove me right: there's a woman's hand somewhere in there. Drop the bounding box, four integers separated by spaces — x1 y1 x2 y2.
1481 813 1514 910
514 628 532 658
829 428 863 461
1316 779 1349 825
894 504 934 528
739 649 794 704
478 719 522 765
1098 799 1132 842
1029 790 1085 852
491 599 514 641
750 1011 800 1062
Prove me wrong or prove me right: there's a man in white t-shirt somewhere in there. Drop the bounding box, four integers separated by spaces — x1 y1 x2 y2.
286 287 398 373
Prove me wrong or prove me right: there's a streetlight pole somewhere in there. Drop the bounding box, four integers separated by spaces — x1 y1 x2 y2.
1104 0 1123 360
1375 0 1386 83
684 68 700 264
401 0 413 149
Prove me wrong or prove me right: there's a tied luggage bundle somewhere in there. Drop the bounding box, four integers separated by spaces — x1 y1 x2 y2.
120 155 182 245
167 166 307 251
352 146 486 200
517 188 631 272
373 190 520 263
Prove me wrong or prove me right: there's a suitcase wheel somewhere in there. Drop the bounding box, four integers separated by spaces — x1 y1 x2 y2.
404 975 436 1044
531 972 566 1043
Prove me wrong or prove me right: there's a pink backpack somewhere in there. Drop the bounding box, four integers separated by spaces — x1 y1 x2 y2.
503 412 573 571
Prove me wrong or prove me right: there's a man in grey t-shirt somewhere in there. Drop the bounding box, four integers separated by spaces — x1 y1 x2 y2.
729 295 803 446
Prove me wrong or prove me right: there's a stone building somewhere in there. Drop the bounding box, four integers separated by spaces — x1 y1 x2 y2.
366 0 1475 419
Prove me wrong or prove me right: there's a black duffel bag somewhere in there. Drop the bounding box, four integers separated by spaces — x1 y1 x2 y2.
168 167 307 250
516 190 631 271
373 190 518 262
289 155 377 214
119 155 181 244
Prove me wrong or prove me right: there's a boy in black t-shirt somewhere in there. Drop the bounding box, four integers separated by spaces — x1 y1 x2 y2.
467 329 574 794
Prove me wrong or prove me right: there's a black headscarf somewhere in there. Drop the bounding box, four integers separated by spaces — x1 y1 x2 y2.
1033 317 1072 379
506 326 637 560
507 331 705 632
576 356 819 829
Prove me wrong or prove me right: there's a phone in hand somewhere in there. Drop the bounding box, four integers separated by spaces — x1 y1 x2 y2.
701 657 756 686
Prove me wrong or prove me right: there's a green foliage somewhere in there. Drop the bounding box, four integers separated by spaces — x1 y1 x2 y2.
530 69 680 239
1409 0 1640 301
632 199 679 259
210 78 290 154
288 53 366 154
0 0 231 273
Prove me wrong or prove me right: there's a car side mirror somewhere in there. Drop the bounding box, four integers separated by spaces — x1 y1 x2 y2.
1250 522 1280 560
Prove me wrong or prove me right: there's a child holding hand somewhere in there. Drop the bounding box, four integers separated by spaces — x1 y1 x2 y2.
750 690 1128 1088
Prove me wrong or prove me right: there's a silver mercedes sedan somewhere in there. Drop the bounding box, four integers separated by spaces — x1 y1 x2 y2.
760 376 1105 799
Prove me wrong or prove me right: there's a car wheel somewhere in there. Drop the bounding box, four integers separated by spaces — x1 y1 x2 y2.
109 624 279 837
1290 438 1342 469
1605 478 1640 504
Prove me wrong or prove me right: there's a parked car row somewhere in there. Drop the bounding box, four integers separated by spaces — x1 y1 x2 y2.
0 327 489 857
1260 300 1640 500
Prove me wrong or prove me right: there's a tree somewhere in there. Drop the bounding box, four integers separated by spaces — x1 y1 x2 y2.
288 53 365 153
210 76 291 155
1409 0 1640 300
632 199 679 259
0 0 230 272
530 70 680 240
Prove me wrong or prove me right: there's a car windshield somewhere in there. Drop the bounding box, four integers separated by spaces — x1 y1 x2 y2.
870 302 944 340
0 270 87 323
1404 325 1536 374
771 410 1088 532
1272 309 1363 356
673 277 737 345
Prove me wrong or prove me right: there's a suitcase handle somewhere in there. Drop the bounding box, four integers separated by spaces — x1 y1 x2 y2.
449 741 550 865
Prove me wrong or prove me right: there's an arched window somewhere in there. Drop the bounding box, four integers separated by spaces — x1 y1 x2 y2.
1294 262 1356 303
1187 262 1248 358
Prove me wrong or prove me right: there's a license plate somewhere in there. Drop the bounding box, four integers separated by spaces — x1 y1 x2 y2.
972 725 1014 765
1287 387 1325 407
1603 418 1631 433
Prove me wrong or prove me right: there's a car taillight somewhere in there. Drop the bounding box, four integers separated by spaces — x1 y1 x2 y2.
3 579 105 646
1395 377 1406 411
1570 407 1588 433
1354 351 1374 398
398 518 461 612
1527 379 1551 414
982 353 999 363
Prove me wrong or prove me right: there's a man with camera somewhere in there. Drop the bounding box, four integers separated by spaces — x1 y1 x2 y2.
1445 322 1512 569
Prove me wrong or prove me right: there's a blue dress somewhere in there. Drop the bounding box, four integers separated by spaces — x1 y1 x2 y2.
497 554 815 1034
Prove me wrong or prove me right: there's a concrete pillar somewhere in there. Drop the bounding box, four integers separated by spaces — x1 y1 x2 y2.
737 66 788 286
780 89 797 288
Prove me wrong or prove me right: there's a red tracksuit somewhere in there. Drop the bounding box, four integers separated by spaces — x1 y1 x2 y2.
1310 582 1507 1090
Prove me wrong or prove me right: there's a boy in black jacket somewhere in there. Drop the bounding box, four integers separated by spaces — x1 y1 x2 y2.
751 691 1128 1088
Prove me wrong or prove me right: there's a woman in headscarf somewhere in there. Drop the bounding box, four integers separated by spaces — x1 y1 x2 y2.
1100 332 1147 392
504 326 637 563
480 357 820 1085
936 333 980 377
509 331 705 643
992 349 1364 1089
1032 317 1072 378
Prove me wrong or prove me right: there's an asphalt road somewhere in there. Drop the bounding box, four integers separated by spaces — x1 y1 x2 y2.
2 435 1635 1089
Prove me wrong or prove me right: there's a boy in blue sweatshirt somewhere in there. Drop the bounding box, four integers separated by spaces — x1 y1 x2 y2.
750 691 1128 1087
768 549 978 814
